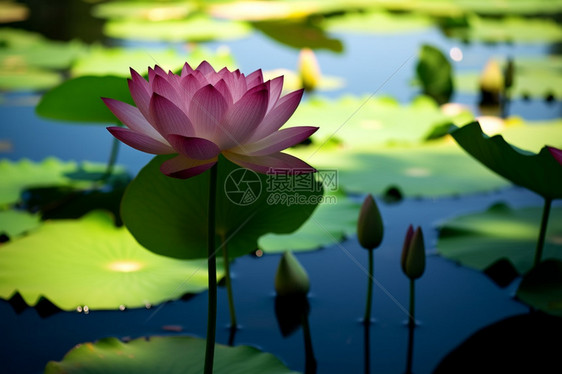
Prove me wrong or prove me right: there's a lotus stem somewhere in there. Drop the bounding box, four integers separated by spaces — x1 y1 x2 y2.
533 198 552 268
363 248 374 324
222 236 238 331
101 135 120 182
408 278 415 328
204 163 218 374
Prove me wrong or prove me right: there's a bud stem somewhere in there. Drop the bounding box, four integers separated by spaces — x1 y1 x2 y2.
363 248 374 324
533 198 552 268
222 236 238 331
409 278 415 328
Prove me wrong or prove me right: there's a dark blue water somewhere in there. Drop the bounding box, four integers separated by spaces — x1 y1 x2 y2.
1 20 560 374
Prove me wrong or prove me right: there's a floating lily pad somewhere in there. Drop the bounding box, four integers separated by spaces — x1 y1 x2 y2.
259 190 360 253
92 1 197 21
45 336 298 374
455 57 562 99
36 75 133 124
324 10 433 34
0 210 40 239
0 211 222 310
445 15 562 43
71 45 236 77
286 95 472 147
121 155 322 260
516 259 562 317
437 204 562 274
0 68 62 91
0 158 124 207
450 122 562 199
289 140 508 197
103 15 251 42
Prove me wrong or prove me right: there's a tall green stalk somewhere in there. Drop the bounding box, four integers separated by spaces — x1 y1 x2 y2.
408 279 415 328
363 249 374 324
533 198 552 268
222 237 237 330
204 163 218 374
101 135 120 182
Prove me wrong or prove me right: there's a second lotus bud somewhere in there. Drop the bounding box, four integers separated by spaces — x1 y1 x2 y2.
357 194 384 250
401 225 426 279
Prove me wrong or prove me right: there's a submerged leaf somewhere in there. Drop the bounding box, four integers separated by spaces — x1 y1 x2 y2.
44 336 298 374
0 211 222 310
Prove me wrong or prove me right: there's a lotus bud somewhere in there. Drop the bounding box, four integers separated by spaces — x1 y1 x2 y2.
479 59 504 105
357 194 384 250
401 225 426 279
298 48 321 92
275 251 310 297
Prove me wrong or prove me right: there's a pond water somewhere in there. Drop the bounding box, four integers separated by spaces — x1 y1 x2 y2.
1 2 561 374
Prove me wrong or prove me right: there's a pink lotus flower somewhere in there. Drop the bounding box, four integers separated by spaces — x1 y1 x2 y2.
548 146 562 166
103 61 318 178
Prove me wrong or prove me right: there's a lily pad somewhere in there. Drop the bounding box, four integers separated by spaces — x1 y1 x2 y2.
324 10 433 34
259 190 360 253
445 15 562 43
71 45 236 77
0 211 222 310
516 259 562 317
45 336 298 374
36 75 133 124
121 155 322 260
436 204 562 274
0 210 40 239
286 95 472 148
103 15 251 42
0 158 124 207
0 68 62 91
450 121 562 199
92 1 197 21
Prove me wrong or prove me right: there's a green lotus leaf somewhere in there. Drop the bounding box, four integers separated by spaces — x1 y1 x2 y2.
455 56 562 99
44 336 298 374
103 15 251 42
0 68 62 91
286 95 472 148
92 1 197 21
450 121 562 199
445 15 562 43
516 259 562 317
0 211 222 310
259 190 359 253
36 75 133 123
436 204 562 274
121 155 322 260
71 45 236 77
415 44 454 105
324 10 433 34
288 141 507 197
0 210 40 238
0 158 126 207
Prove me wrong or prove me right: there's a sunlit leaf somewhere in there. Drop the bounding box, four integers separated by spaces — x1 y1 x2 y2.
92 1 197 21
36 75 133 123
0 68 62 91
0 210 40 238
415 44 454 105
0 158 117 207
121 155 322 260
45 336 298 374
259 190 359 253
437 204 562 274
450 121 562 199
286 95 471 147
71 45 236 77
516 259 562 317
103 15 251 42
0 211 222 310
324 10 433 34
